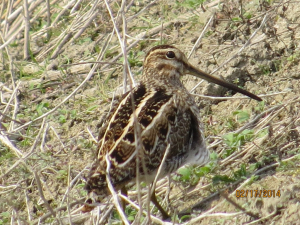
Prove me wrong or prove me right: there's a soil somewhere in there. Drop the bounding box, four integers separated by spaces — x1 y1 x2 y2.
1 0 300 224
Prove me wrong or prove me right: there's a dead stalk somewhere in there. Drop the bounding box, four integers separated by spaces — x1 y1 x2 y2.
23 0 30 59
105 154 130 225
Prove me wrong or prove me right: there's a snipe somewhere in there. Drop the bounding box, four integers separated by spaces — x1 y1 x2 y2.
84 45 262 219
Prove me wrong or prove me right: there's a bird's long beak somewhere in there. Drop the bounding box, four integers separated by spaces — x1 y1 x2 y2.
187 64 262 101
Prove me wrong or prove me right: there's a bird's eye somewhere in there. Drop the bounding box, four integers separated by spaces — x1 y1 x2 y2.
166 51 175 59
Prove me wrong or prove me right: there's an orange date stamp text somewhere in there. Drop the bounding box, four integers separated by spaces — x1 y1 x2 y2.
236 190 281 198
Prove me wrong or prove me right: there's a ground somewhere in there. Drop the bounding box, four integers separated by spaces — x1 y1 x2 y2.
1 0 300 224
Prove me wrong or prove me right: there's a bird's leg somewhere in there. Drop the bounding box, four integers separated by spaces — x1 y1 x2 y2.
120 186 128 212
120 187 128 225
150 190 170 220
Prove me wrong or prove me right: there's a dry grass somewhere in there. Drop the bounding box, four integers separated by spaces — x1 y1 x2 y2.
1 0 300 224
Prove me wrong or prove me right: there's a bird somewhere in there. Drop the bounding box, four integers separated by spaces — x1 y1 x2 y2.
84 45 262 219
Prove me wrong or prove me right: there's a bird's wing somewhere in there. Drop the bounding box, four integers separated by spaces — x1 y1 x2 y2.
99 84 174 165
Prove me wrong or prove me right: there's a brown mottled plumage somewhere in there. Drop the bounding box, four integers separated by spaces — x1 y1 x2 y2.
84 45 262 219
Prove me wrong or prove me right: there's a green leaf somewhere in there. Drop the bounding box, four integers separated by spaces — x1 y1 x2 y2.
223 133 235 146
180 214 191 221
233 110 250 122
212 175 235 185
59 115 66 123
36 102 49 116
128 215 135 221
195 166 211 176
210 151 218 160
177 167 191 181
232 17 242 22
87 105 98 112
244 12 252 19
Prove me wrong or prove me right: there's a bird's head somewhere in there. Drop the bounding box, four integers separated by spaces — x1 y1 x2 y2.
143 45 262 101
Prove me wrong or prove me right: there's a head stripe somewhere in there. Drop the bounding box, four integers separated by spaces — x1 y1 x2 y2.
145 45 177 59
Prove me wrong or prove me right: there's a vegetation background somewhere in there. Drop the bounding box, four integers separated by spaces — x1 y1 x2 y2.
1 0 300 224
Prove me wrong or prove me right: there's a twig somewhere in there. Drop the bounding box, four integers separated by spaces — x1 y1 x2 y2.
70 0 83 14
233 104 283 134
24 189 32 222
34 170 61 224
66 164 72 225
191 91 288 100
23 0 30 59
104 0 135 93
52 0 76 25
60 61 123 66
46 0 51 41
220 192 259 219
50 32 73 59
0 112 24 125
49 126 65 149
31 198 85 225
246 208 278 225
147 144 170 221
1 0 22 27
127 0 158 21
0 133 23 158
119 194 171 225
87 127 97 143
150 144 171 196
71 10 98 41
0 184 19 194
0 118 46 179
97 204 114 224
0 25 24 50
2 0 13 38
40 122 49 152
60 165 90 207
188 14 215 59
1 0 46 47
189 80 204 93
105 154 130 225
0 81 20 122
